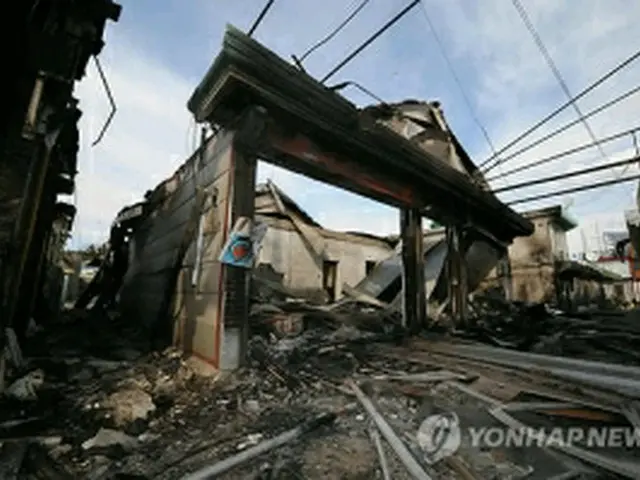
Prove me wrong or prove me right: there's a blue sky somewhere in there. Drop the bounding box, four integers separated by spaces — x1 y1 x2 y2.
70 0 640 253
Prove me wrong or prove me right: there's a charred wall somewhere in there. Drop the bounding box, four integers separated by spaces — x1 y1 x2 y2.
120 131 234 364
0 0 120 347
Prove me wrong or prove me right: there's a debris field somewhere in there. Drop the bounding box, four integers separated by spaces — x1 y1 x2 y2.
2 289 640 479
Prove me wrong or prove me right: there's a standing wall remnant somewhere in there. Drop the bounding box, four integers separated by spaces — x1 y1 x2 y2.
120 130 235 367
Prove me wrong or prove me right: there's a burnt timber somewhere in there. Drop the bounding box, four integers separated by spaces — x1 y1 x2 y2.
0 0 121 386
188 26 533 243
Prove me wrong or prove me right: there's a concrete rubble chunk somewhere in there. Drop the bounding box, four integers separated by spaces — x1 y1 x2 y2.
183 355 218 378
4 369 45 401
82 428 137 451
104 388 156 426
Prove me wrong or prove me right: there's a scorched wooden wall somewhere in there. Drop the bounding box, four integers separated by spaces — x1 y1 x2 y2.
120 131 235 366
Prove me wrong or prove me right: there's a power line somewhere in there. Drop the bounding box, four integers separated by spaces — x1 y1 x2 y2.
619 131 640 176
494 155 639 194
507 173 640 205
487 124 640 182
511 0 609 165
248 0 275 37
298 0 371 63
418 2 498 158
479 48 640 171
320 0 421 84
483 83 640 174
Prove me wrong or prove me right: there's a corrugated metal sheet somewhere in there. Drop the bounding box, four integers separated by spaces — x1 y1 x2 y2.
355 235 501 309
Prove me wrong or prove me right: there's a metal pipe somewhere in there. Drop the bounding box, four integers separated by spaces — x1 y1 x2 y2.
433 343 640 397
489 407 640 478
347 379 433 480
369 426 391 480
182 411 336 479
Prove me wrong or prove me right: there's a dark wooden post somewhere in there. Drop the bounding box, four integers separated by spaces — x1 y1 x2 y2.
220 107 264 369
400 208 425 332
447 225 468 327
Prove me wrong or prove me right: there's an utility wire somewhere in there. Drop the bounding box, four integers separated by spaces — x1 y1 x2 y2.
494 155 640 194
511 0 609 167
298 0 371 63
321 0 421 83
484 83 640 174
418 1 498 158
507 173 640 205
619 131 640 176
479 48 640 171
248 0 275 37
486 125 640 182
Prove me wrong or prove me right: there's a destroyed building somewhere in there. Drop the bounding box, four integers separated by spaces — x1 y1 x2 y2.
5 12 640 480
478 205 574 303
254 182 394 301
501 205 576 302
476 205 632 308
107 25 534 370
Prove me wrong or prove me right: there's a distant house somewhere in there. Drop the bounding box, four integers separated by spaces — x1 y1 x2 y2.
253 182 394 302
506 205 576 303
481 205 631 307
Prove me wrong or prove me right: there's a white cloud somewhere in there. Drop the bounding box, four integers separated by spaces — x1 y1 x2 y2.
424 0 640 250
71 34 195 247
70 0 640 253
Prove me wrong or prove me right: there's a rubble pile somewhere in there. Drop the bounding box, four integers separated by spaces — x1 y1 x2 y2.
2 297 640 478
464 293 640 365
0 306 435 479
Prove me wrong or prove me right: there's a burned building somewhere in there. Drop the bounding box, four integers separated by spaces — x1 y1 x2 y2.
254 182 393 302
479 205 575 303
508 205 576 302
0 0 121 389
477 205 628 307
109 25 532 370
